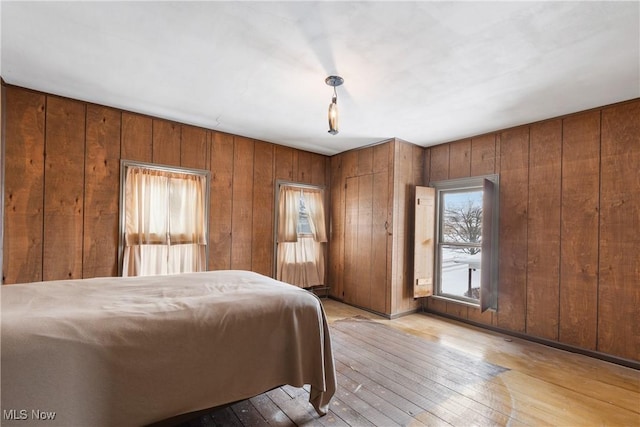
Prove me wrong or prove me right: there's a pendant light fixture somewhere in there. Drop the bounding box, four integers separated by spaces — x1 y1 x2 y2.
325 75 343 135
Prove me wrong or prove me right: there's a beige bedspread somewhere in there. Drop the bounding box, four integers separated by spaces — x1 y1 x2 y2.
1 270 336 426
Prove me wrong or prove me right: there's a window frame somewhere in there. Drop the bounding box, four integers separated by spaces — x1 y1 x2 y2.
273 180 326 278
118 160 211 276
430 174 499 310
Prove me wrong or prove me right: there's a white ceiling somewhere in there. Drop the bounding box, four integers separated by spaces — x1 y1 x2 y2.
2 1 638 155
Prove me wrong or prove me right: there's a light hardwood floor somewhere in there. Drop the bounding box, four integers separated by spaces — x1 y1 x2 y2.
178 299 639 426
322 299 640 426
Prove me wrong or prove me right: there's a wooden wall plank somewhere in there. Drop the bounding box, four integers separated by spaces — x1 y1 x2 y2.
329 155 344 299
43 96 86 281
310 153 326 186
274 145 294 181
3 87 45 284
297 150 311 183
497 126 529 333
356 174 373 309
152 119 181 166
251 141 274 276
231 136 254 270
598 101 640 361
209 132 234 270
526 119 562 340
83 105 120 279
342 150 358 178
180 125 208 170
391 141 423 316
429 144 450 182
470 134 496 176
373 143 389 174
371 171 389 314
343 176 359 304
448 139 471 179
121 112 151 162
559 111 600 350
423 148 431 196
357 146 373 176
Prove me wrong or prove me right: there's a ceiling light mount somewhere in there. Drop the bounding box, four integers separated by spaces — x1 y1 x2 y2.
325 75 344 87
325 75 344 135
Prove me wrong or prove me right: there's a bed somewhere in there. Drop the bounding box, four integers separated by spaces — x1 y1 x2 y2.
1 270 336 426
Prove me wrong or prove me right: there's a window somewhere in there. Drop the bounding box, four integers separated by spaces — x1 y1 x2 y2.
275 183 327 288
119 160 210 277
414 175 499 311
297 195 313 236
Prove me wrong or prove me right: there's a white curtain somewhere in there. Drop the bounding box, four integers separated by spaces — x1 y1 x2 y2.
276 186 327 288
277 186 299 243
123 167 207 277
304 189 327 243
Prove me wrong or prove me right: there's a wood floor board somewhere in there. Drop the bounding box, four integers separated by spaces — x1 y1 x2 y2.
266 387 325 427
229 400 270 426
331 330 512 427
490 370 640 426
332 370 401 427
176 299 639 427
247 394 296 427
334 361 409 426
324 396 377 427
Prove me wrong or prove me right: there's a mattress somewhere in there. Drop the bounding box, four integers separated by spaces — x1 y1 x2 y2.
1 270 336 426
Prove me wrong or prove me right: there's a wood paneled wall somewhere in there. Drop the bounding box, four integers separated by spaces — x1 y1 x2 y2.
424 99 640 363
329 139 424 317
2 85 329 284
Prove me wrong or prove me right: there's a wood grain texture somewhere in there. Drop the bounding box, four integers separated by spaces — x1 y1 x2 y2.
180 125 208 170
209 132 234 270
188 299 640 427
310 153 326 186
251 141 274 276
230 136 254 270
357 146 373 176
598 101 640 361
274 145 294 181
526 119 562 340
429 143 450 182
413 186 435 299
371 171 388 314
152 119 181 166
373 143 389 174
121 112 151 162
329 155 344 299
43 96 86 281
470 134 496 176
3 87 45 284
83 105 120 279
342 150 358 178
497 126 529 333
343 176 358 305
560 111 600 351
356 174 374 309
390 141 422 316
448 139 471 179
296 150 311 183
